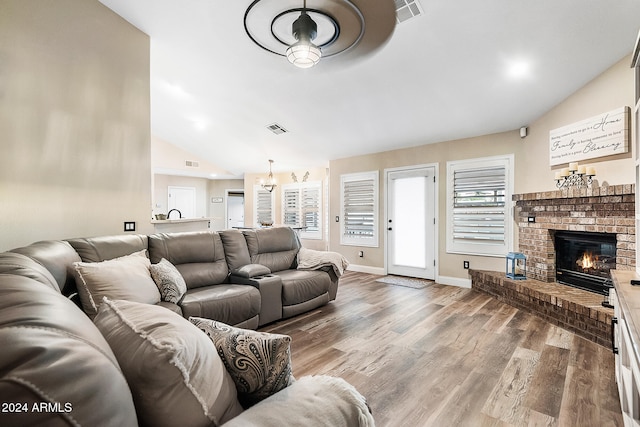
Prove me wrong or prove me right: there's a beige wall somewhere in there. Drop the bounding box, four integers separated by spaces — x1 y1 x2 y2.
208 179 245 230
329 54 636 282
0 0 152 252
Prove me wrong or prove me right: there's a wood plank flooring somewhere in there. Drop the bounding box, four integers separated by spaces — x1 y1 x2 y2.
260 271 623 426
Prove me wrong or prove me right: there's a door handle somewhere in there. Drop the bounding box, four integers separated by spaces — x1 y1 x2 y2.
388 227 392 231
612 317 618 355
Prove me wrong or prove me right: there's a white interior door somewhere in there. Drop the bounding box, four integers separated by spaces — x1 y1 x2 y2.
168 186 196 218
226 190 245 228
386 166 436 279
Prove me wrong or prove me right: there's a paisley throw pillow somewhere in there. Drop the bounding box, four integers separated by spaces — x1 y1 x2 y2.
150 258 187 304
189 317 294 407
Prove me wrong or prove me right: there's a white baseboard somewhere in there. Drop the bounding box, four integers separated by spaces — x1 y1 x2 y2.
436 275 472 288
346 264 386 276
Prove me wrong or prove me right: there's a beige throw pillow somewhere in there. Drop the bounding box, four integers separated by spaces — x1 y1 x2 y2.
94 298 243 427
190 317 294 407
150 258 187 303
72 250 160 318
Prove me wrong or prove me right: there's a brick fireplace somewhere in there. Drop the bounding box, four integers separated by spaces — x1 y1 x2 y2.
469 184 635 346
514 183 636 284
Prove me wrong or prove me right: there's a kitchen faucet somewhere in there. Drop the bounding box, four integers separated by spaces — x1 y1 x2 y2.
167 209 182 219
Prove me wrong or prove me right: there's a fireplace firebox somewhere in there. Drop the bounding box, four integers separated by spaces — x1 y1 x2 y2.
554 231 616 295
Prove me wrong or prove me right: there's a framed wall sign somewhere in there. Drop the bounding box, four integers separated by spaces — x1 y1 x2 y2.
549 106 630 166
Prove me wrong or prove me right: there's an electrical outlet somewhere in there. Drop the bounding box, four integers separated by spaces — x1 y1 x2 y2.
463 260 470 269
358 251 364 257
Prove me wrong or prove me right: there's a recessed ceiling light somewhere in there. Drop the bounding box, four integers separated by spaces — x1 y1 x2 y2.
506 60 531 79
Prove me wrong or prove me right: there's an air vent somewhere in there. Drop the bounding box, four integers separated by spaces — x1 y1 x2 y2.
395 0 423 23
185 160 199 168
266 123 288 135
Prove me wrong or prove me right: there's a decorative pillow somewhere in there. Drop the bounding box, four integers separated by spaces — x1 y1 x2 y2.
94 298 243 427
72 250 160 318
150 258 187 303
190 317 294 407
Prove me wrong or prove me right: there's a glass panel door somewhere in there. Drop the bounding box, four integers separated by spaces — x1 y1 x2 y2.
387 166 436 279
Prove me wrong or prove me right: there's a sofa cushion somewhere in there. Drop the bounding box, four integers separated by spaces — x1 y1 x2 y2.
243 228 300 272
150 258 187 303
72 250 161 318
67 234 148 262
94 298 243 427
0 275 137 427
219 229 252 272
148 231 229 289
180 285 261 327
276 269 331 306
190 318 294 407
222 375 375 427
10 240 81 295
0 252 59 291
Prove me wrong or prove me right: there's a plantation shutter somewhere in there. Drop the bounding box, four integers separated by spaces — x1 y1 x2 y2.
341 171 378 246
446 155 513 256
282 182 322 239
283 187 300 226
301 184 320 234
255 188 273 225
452 166 506 243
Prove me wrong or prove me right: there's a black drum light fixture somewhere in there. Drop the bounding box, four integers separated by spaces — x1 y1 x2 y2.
244 0 370 69
285 1 322 68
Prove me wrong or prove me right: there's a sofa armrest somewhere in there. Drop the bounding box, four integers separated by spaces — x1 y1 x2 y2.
230 264 271 279
222 375 374 427
229 274 282 326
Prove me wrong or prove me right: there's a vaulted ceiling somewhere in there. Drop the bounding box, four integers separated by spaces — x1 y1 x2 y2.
100 0 640 178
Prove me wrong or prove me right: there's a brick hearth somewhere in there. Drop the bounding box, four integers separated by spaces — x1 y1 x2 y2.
470 270 613 346
514 184 635 282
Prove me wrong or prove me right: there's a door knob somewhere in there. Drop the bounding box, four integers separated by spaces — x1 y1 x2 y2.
388 227 393 231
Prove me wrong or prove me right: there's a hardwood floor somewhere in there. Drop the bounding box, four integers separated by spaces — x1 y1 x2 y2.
260 271 623 426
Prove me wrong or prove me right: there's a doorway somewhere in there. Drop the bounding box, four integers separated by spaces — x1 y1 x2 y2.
168 186 196 218
385 165 437 279
226 190 245 228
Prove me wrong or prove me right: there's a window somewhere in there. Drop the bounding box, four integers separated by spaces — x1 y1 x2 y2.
282 181 322 239
340 171 379 247
446 155 514 256
253 185 274 226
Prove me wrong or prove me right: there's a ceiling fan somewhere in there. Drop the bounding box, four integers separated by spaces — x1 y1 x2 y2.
244 0 396 68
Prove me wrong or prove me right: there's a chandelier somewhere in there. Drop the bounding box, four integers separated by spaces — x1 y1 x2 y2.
261 159 277 192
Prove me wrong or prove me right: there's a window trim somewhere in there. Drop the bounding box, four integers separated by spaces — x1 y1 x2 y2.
340 171 379 247
446 154 514 257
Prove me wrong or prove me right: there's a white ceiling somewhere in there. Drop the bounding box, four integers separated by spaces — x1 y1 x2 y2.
99 0 640 178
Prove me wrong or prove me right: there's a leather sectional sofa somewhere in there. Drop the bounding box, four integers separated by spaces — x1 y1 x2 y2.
0 227 371 427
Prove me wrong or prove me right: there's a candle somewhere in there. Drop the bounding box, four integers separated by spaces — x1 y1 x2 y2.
569 162 578 171
587 166 596 176
561 168 570 177
578 165 587 175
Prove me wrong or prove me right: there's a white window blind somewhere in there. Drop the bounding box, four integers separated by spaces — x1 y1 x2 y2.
282 182 322 239
446 156 513 256
254 186 274 226
340 171 379 247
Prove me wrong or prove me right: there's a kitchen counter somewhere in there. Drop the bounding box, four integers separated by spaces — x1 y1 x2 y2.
151 217 211 233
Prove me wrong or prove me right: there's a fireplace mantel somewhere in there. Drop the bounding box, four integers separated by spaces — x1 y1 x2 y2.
513 183 635 283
